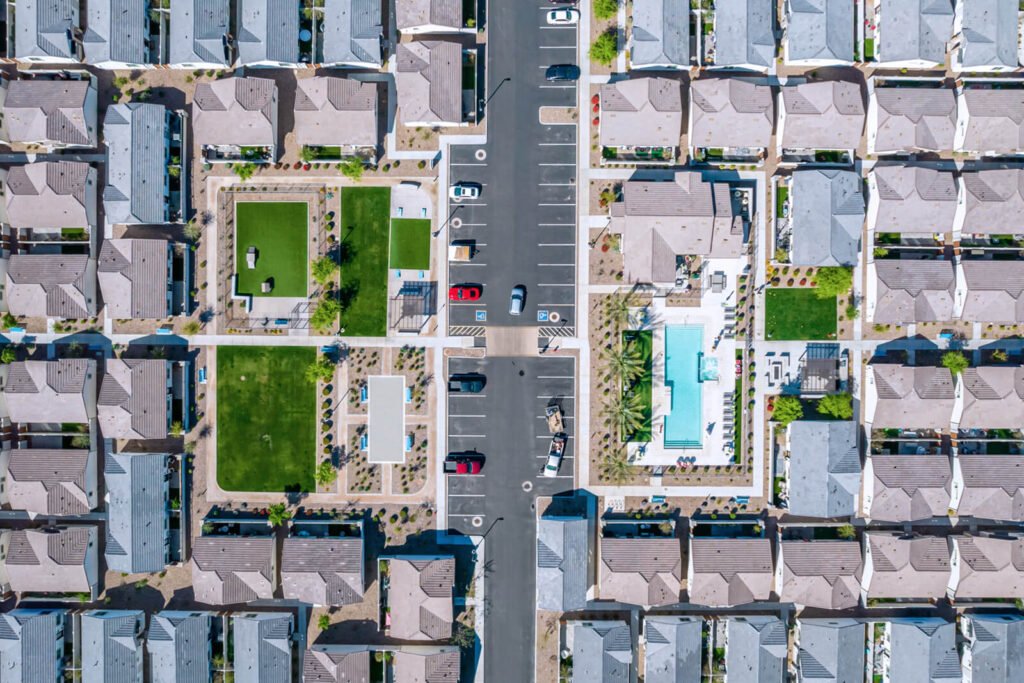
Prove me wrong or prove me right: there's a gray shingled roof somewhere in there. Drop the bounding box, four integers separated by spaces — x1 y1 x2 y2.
643 616 701 683
873 260 956 324
631 0 689 68
14 0 79 60
395 40 462 125
600 535 681 607
956 455 1024 521
3 160 94 229
191 536 276 605
293 77 378 147
102 103 168 225
961 86 1024 155
888 618 961 683
865 533 950 598
82 0 149 66
878 0 953 65
869 455 952 522
2 79 94 147
872 85 956 153
6 252 95 318
780 81 864 151
959 366 1024 428
98 239 170 320
4 359 96 424
6 527 96 594
951 534 1024 600
599 77 684 148
236 0 299 64
795 619 865 683
536 515 589 611
148 611 214 683
713 0 774 68
6 448 93 515
302 646 371 683
281 536 364 606
104 452 168 574
787 420 860 518
396 0 461 31
689 77 773 149
789 169 863 266
785 0 853 62
81 611 144 683
232 613 293 683
169 0 231 66
0 609 66 683
961 260 1024 323
688 538 774 606
387 557 454 641
323 0 382 66
963 168 1024 235
780 541 862 609
725 616 787 683
964 613 1024 683
98 358 169 439
392 647 460 683
871 165 958 233
192 77 277 148
960 0 1018 69
570 620 633 683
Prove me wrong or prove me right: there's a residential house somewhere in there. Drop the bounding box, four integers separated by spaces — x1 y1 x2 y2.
3 526 99 597
232 612 293 683
104 452 170 574
536 514 590 612
566 620 633 683
0 609 67 681
957 85 1024 156
786 168 864 266
785 420 861 518
724 616 787 683
191 536 277 605
866 165 960 235
599 532 682 607
0 447 97 515
303 645 371 682
688 77 773 160
323 0 382 67
958 366 1024 429
629 0 689 69
236 0 300 66
960 261 1024 323
953 455 1024 521
82 0 152 69
873 0 954 68
962 613 1024 683
98 358 174 440
281 532 364 607
396 0 463 34
794 619 865 683
147 611 214 683
868 82 957 154
783 0 855 65
948 534 1024 600
707 0 773 70
13 0 80 63
393 647 460 683
102 103 174 225
3 359 98 424
865 454 953 521
0 78 97 150
293 77 379 161
778 81 864 161
4 254 97 318
168 0 232 68
863 532 950 600
0 161 97 236
778 540 862 610
642 616 702 683
688 537 773 606
395 40 463 127
383 556 454 641
598 77 684 159
868 259 957 323
954 0 1020 71
886 618 961 683
192 77 278 163
98 240 177 320
961 168 1024 236
81 611 144 683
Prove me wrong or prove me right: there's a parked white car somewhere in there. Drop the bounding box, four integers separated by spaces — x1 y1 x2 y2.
546 8 580 25
543 434 567 477
449 183 481 199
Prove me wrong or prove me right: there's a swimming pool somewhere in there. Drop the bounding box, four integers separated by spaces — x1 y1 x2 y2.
664 325 703 448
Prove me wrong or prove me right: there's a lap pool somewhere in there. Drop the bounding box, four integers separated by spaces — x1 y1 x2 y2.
664 325 703 448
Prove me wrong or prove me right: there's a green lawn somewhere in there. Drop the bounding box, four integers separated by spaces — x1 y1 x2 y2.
623 330 653 442
216 346 316 492
339 187 391 336
389 218 431 270
235 201 308 297
775 185 788 218
765 288 837 340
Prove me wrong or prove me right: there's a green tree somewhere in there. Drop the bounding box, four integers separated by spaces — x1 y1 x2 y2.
310 296 342 332
181 320 201 336
817 393 853 420
170 421 184 438
837 524 857 540
0 347 16 364
317 614 330 631
340 157 364 182
183 220 202 242
315 460 337 487
300 146 317 164
600 451 633 484
593 0 618 20
941 351 969 376
814 267 853 299
1 313 17 331
311 256 340 286
71 434 91 448
233 162 257 181
268 503 291 528
590 31 619 66
772 395 803 427
450 623 475 648
604 392 646 439
305 356 336 384
603 344 645 385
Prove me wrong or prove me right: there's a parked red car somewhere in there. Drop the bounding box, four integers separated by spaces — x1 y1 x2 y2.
445 455 483 474
449 285 482 301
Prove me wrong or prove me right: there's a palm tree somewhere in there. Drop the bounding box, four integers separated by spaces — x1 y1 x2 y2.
601 451 633 484
603 344 645 386
268 503 291 528
603 392 646 439
604 292 637 331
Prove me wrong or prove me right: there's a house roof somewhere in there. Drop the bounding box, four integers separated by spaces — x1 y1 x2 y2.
865 533 950 598
281 536 364 606
14 0 78 60
396 0 460 31
536 515 589 612
0 609 65 683
192 77 276 148
169 0 231 66
236 0 299 64
148 611 214 683
395 40 462 125
6 253 94 318
870 364 955 430
98 239 169 319
787 420 861 518
232 612 293 683
82 0 148 65
878 0 953 64
388 557 454 641
713 0 774 68
643 616 701 683
785 0 854 62
302 646 371 683
780 541 862 609
960 0 1018 68
599 77 684 148
961 260 1024 323
961 87 1024 154
780 81 864 150
3 161 93 229
873 86 956 153
951 534 1024 599
570 620 633 683
689 78 773 149
104 452 168 574
888 618 961 683
190 536 276 605
957 455 1024 521
98 358 168 440
688 538 773 606
964 613 1024 683
293 77 378 147
6 448 92 515
959 366 1024 428
599 536 681 607
795 619 865 683
725 616 787 683
789 168 864 266
871 165 958 233
4 359 96 424
631 0 689 67
869 455 952 521
393 647 461 683
6 526 96 594
3 79 93 147
324 0 381 66
81 611 144 683
872 259 956 323
962 168 1024 235
102 103 167 225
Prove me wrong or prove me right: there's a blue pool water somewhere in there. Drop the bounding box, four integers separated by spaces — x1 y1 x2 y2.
664 325 703 448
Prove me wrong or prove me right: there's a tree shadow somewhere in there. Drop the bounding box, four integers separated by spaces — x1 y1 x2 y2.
338 281 361 313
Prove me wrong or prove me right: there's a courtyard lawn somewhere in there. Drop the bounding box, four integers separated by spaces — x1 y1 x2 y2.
216 346 316 492
622 330 653 442
339 187 391 336
389 218 432 270
765 288 837 341
235 201 308 298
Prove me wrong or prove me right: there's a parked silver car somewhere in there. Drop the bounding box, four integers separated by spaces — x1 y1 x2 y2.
509 285 526 316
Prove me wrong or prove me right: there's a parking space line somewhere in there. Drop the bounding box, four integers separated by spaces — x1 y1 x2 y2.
452 434 487 438
448 414 486 418
448 493 486 497
451 162 487 166
539 263 574 267
538 163 575 166
538 375 574 379
539 222 575 226
538 243 575 246
538 142 576 146
538 183 574 187
539 85 576 89
448 513 486 517
538 203 575 206
538 283 575 286
538 395 574 400
450 393 485 397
